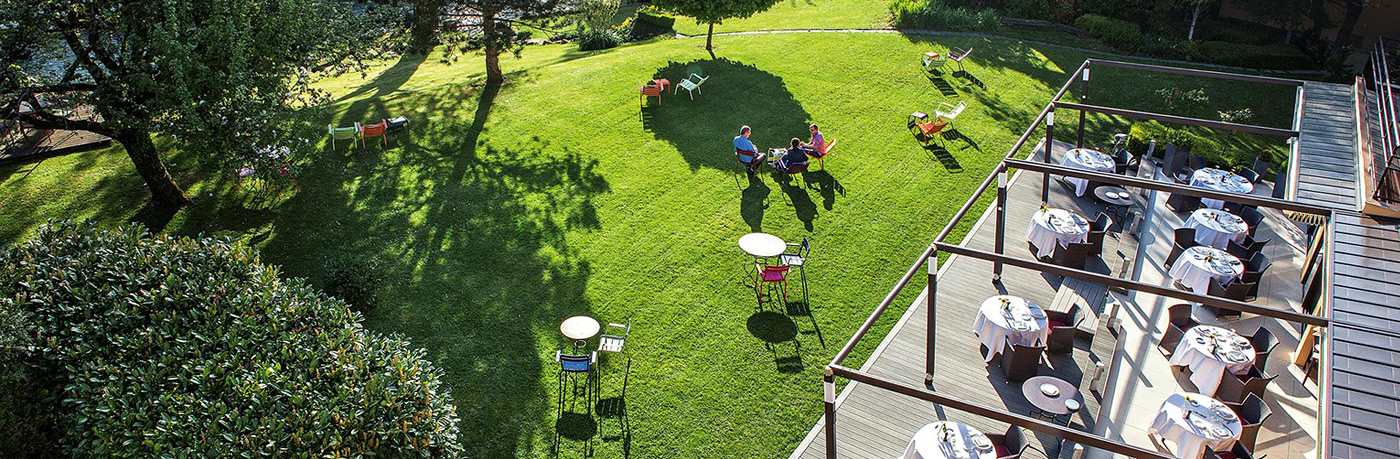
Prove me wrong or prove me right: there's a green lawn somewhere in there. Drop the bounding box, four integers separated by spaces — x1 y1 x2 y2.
0 29 1295 459
667 0 892 35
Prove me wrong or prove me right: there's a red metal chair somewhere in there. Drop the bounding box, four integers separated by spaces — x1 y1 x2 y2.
754 265 790 305
360 119 388 147
639 82 663 107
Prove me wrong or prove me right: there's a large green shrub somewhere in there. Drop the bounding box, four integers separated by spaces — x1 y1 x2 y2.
1073 14 1141 51
1195 41 1315 70
0 222 462 457
890 0 1001 32
622 7 677 41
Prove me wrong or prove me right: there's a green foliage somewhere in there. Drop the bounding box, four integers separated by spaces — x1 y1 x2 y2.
1078 0 1157 19
1073 14 1141 51
652 0 784 25
579 0 621 32
0 300 61 456
1195 41 1315 70
579 29 624 50
623 7 679 41
1163 127 1199 151
0 222 461 457
1156 87 1210 118
1127 123 1157 157
998 0 1054 20
890 0 1001 32
323 256 385 314
1218 108 1255 125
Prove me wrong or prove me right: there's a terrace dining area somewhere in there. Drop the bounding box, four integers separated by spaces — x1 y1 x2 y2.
792 59 1340 459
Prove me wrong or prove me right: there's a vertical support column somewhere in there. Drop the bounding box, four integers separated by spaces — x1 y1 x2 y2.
824 369 837 458
925 252 938 384
993 172 1007 282
1078 67 1090 148
1042 110 1055 203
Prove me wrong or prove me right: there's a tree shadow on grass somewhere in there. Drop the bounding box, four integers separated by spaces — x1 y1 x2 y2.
642 58 813 171
253 79 609 458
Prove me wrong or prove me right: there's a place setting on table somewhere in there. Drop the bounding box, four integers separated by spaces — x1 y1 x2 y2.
1168 245 1244 294
1184 209 1249 249
903 421 998 459
1190 168 1253 210
1058 148 1117 196
1027 206 1090 259
1150 392 1243 459
1169 325 1256 396
973 295 1049 362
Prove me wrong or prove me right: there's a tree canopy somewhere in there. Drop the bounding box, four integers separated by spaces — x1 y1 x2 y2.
652 0 783 56
435 0 567 84
0 0 400 207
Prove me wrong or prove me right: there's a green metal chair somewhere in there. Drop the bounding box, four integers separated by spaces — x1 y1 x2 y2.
328 122 359 150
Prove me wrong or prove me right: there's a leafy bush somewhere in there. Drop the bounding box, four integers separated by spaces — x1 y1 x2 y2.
999 0 1053 20
1163 128 1199 152
1218 108 1255 125
1138 33 1181 57
1127 122 1157 157
622 7 677 41
890 0 1001 32
0 222 462 457
1073 14 1141 51
1195 41 1315 70
578 29 623 50
324 256 384 313
0 300 62 456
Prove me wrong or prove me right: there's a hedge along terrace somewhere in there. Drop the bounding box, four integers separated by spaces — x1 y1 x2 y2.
0 222 461 456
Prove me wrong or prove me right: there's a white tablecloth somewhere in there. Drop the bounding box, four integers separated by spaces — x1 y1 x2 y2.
1168 246 1243 294
1191 168 1254 210
973 296 1049 362
1150 393 1243 459
1168 326 1256 396
1059 148 1116 196
903 421 997 459
1026 208 1090 258
1185 209 1249 249
739 233 786 258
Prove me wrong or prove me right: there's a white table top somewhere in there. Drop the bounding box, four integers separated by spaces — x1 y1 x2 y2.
1180 326 1255 365
1032 207 1090 235
977 296 1048 334
1192 168 1253 194
1180 246 1244 278
739 233 787 257
1063 148 1116 171
1189 209 1248 236
1157 392 1243 441
560 316 601 341
905 421 997 459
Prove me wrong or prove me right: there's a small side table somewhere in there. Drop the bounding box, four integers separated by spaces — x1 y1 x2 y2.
1094 186 1133 222
1022 376 1084 425
653 78 671 93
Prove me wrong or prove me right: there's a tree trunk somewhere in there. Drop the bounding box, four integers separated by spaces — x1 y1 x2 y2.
483 13 504 84
407 0 441 55
1330 0 1363 59
1188 5 1201 41
115 128 191 207
705 23 715 58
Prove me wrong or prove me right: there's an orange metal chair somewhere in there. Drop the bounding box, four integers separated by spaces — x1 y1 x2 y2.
808 138 837 170
907 112 948 146
639 82 663 107
360 119 388 147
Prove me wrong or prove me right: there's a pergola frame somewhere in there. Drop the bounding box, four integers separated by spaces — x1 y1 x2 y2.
818 59 1335 459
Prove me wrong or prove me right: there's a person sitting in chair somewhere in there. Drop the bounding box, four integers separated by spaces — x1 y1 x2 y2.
774 138 810 173
734 125 765 174
800 124 825 157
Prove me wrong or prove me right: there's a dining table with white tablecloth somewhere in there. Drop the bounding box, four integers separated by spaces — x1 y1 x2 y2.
902 421 998 459
1190 168 1254 210
1184 209 1249 249
1058 148 1117 196
1150 392 1243 459
973 295 1049 362
1026 207 1090 259
1168 246 1244 294
1169 325 1257 396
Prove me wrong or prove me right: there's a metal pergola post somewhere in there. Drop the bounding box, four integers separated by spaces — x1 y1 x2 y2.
993 172 1006 281
823 369 836 458
925 253 938 383
1078 66 1089 148
1042 110 1054 203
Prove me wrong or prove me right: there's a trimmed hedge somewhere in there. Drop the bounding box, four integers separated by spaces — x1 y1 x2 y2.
623 8 676 41
1073 14 1140 51
1195 41 1313 70
0 222 462 457
890 0 1001 32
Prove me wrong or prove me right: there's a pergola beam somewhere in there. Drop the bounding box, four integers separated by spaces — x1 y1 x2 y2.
1052 100 1299 137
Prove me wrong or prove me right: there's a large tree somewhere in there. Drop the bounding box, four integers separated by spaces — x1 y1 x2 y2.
1 0 398 207
438 1 566 84
1329 0 1366 59
652 0 784 57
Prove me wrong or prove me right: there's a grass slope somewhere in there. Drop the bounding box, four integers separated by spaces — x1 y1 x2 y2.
0 30 1294 459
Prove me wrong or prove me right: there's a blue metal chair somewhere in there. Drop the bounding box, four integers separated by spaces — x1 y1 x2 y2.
556 351 597 415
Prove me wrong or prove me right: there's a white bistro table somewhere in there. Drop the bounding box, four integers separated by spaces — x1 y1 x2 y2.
559 316 601 351
1185 209 1249 249
1168 246 1243 294
1058 148 1117 196
739 232 787 259
1191 168 1253 210
1150 392 1243 459
902 421 998 459
973 295 1049 361
1169 325 1256 396
1027 207 1090 259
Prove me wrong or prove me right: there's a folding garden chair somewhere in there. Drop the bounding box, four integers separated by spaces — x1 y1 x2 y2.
779 237 810 296
755 264 790 306
328 123 359 149
935 100 968 129
921 51 948 74
639 82 663 107
676 73 707 100
597 319 630 355
808 139 837 170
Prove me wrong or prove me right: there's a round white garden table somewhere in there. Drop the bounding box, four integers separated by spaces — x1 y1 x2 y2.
1150 392 1243 459
1058 148 1116 196
1169 325 1256 396
1027 207 1090 259
559 316 601 351
739 233 786 258
1191 168 1253 210
1185 209 1249 249
902 421 997 459
1168 246 1244 294
973 296 1049 362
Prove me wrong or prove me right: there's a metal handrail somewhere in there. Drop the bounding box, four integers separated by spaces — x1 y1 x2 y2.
1371 36 1400 202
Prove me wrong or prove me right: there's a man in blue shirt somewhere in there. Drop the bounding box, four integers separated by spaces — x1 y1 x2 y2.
733 125 765 176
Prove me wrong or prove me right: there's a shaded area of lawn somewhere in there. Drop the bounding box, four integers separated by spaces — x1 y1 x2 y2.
0 31 1302 459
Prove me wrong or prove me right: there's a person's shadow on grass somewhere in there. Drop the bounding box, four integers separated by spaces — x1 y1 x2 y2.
771 171 817 231
740 178 769 231
800 169 844 211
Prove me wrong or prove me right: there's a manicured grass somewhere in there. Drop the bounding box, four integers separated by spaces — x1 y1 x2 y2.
668 0 892 35
0 30 1296 459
